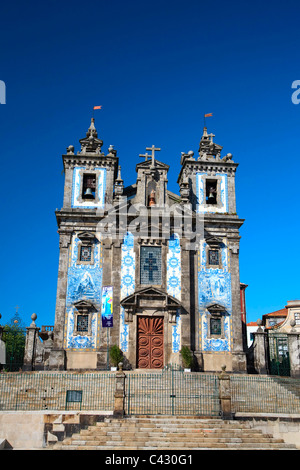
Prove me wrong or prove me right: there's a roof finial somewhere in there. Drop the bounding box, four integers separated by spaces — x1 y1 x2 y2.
79 117 103 154
88 117 97 137
116 165 122 181
114 165 124 198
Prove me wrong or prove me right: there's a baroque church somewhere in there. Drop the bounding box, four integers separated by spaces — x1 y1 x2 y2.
48 118 247 373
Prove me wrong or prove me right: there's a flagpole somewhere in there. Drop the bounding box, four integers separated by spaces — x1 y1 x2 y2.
92 106 102 119
204 113 213 129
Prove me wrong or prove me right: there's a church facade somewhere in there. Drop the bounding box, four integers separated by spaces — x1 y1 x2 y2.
49 118 247 373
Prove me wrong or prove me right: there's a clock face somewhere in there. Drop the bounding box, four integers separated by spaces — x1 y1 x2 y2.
80 246 92 261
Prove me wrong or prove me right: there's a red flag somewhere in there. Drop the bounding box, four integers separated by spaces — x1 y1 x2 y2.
204 113 213 117
93 106 102 110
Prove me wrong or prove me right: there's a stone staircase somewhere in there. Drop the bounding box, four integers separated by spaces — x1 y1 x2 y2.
49 416 297 450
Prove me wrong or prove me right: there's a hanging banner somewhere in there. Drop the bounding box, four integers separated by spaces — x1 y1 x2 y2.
101 286 113 327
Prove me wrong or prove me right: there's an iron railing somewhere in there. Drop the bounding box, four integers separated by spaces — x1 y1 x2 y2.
1 370 300 416
231 375 300 414
0 372 116 411
268 333 290 376
125 368 220 416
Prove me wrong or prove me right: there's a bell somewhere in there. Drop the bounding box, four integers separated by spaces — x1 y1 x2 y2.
84 187 95 199
148 189 156 207
208 190 215 199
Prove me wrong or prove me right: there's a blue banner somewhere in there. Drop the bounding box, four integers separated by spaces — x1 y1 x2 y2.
101 286 113 327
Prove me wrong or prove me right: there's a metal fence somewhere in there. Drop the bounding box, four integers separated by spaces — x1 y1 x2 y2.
125 368 220 416
231 375 300 414
1 370 300 416
268 333 290 376
0 372 116 411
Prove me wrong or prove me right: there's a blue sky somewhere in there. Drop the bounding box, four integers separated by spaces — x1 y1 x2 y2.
0 0 299 328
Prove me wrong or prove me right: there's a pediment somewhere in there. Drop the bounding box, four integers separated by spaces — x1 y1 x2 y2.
206 303 227 313
74 300 96 311
77 231 96 241
206 236 223 247
136 159 169 171
120 286 182 309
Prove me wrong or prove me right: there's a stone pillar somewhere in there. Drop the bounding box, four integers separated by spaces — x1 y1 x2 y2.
43 331 54 370
111 241 122 348
62 165 73 208
0 314 6 368
218 365 232 419
49 231 71 370
288 323 300 378
23 314 40 371
114 362 126 417
229 240 247 373
0 314 3 341
252 320 269 375
180 239 191 350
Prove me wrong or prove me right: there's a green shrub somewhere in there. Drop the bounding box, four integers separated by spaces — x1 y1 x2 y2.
180 346 193 369
109 345 123 367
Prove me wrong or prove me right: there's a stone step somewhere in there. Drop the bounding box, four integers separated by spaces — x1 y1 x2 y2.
59 442 294 450
74 433 281 445
90 426 276 436
53 439 296 450
88 430 266 440
67 434 288 447
101 426 264 436
101 420 249 428
50 415 298 450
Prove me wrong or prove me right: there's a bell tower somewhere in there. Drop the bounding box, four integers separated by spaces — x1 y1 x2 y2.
49 118 119 370
62 118 118 209
134 145 169 207
178 127 247 373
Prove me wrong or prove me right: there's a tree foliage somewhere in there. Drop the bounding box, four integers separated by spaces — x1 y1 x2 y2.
2 324 26 368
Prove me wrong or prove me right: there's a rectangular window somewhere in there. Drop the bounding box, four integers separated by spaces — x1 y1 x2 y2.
80 245 92 262
77 315 89 332
140 246 162 285
82 174 96 199
295 313 300 325
210 317 222 336
206 180 217 205
208 249 219 266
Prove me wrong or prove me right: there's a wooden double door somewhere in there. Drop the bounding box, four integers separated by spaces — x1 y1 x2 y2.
137 316 164 369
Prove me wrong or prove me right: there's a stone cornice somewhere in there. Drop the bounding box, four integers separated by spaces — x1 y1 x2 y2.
177 159 239 184
62 153 118 170
55 208 244 232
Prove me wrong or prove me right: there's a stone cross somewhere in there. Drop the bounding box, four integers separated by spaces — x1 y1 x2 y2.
139 152 151 162
146 145 161 167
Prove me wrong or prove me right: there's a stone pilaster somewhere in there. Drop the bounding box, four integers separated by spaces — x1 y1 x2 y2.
229 239 247 372
288 327 300 378
180 239 191 349
49 231 71 370
252 324 269 375
62 164 73 208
